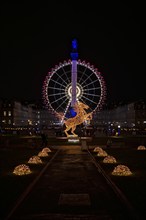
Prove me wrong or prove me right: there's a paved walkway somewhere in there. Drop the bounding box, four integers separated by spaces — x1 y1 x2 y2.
6 145 134 220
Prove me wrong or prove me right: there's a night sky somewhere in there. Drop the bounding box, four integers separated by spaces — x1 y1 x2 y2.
1 2 146 105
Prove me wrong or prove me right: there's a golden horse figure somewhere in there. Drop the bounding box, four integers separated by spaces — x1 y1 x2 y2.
64 101 92 137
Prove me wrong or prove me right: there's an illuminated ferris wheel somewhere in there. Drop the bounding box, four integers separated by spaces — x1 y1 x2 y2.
42 40 106 121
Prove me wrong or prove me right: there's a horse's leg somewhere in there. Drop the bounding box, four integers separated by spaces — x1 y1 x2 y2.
71 126 78 136
64 126 70 137
86 113 92 120
87 114 92 120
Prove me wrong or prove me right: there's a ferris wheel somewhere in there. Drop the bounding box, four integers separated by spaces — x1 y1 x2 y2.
42 59 106 121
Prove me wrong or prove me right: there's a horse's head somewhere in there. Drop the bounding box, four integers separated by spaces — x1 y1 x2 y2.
78 101 89 110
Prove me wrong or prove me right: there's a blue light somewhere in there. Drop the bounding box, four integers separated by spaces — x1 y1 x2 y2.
70 108 77 117
66 107 77 118
71 39 78 60
72 39 77 50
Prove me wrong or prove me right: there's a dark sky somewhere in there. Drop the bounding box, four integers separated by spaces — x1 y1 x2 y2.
1 1 146 105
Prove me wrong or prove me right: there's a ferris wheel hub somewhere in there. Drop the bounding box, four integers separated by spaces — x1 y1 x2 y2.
65 83 83 100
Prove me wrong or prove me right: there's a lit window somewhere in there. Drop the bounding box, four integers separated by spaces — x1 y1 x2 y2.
3 111 6 116
8 111 11 116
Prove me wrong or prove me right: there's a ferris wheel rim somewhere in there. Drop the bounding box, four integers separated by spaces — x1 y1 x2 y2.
42 59 106 118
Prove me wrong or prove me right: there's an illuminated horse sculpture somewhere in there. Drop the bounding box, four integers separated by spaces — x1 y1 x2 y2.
64 101 92 137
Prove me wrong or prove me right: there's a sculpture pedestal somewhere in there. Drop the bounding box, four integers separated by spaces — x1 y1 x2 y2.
67 135 80 143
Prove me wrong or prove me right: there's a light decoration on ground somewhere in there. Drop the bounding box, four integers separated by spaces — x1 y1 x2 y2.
93 146 103 152
42 147 52 153
38 151 48 157
112 165 132 176
97 149 108 157
103 155 117 163
28 155 42 164
13 164 32 175
137 145 146 150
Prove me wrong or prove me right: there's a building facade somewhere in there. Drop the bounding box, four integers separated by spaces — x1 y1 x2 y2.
93 100 146 135
0 99 146 135
0 99 55 134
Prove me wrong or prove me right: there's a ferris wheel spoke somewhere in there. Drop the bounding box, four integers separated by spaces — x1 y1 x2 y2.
63 100 71 113
84 87 100 91
48 86 65 91
62 67 71 83
56 72 68 86
82 95 98 105
50 94 67 104
78 67 88 84
48 92 65 96
62 100 71 120
50 79 66 88
80 72 94 86
83 92 101 97
82 79 99 88
55 97 69 111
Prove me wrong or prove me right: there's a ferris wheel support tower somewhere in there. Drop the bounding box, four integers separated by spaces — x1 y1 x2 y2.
70 39 78 107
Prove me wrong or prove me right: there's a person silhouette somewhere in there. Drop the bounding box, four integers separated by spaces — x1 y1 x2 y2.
107 138 112 148
40 133 48 147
